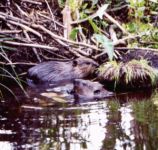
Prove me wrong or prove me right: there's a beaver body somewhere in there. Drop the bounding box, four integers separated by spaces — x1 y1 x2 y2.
28 57 98 84
49 79 113 100
73 79 113 100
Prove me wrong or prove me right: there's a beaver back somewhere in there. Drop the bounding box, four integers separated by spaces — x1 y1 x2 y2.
28 57 99 84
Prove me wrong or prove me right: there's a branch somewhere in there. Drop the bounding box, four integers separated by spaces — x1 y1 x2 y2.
3 41 59 51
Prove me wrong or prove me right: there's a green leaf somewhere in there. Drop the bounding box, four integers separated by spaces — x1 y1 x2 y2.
57 0 65 8
88 19 100 33
94 34 114 60
126 22 137 33
91 0 99 6
149 0 158 3
81 3 88 9
96 4 109 19
69 28 79 40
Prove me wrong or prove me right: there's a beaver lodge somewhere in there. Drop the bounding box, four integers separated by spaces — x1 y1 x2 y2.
0 0 158 98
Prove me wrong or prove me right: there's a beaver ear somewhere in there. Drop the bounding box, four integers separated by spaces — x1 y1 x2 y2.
72 60 78 67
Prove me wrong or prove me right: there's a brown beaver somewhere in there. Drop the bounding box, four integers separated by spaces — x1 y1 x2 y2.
73 79 113 100
46 79 113 101
28 57 99 84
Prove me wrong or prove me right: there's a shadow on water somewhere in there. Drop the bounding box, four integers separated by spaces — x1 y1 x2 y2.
1 86 158 150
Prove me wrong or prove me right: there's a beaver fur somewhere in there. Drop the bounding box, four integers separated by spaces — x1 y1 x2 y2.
73 79 113 100
28 57 99 84
49 79 113 100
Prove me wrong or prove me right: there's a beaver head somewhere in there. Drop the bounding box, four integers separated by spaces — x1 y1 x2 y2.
42 79 113 102
74 79 113 100
72 57 99 78
28 57 99 84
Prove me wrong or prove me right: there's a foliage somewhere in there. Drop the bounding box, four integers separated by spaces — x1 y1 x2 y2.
124 0 158 48
0 36 27 97
94 34 114 60
97 59 158 90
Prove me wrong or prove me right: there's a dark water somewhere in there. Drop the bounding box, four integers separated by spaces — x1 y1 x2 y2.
1 88 158 150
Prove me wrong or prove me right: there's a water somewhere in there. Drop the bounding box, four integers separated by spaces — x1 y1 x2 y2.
1 89 158 150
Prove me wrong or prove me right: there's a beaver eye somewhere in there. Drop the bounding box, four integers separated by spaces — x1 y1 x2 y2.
94 90 100 94
73 60 78 67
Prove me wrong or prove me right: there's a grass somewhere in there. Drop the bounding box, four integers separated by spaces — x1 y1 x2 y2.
0 39 28 98
97 59 158 89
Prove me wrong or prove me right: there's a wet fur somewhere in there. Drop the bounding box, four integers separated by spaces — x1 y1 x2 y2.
74 79 113 100
28 58 98 84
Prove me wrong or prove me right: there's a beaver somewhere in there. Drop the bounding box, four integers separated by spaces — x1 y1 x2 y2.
28 57 99 84
73 79 113 100
46 79 113 101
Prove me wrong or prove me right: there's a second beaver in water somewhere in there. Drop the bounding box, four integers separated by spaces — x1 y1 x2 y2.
28 57 99 84
46 79 113 101
73 79 113 100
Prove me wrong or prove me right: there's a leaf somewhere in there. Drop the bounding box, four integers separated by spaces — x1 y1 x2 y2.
126 22 137 33
91 0 99 6
81 3 88 9
149 0 158 3
69 28 79 40
57 0 65 8
94 34 114 60
96 4 109 19
89 19 100 33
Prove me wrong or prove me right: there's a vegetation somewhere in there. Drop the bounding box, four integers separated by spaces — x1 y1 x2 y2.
0 0 158 94
97 59 158 90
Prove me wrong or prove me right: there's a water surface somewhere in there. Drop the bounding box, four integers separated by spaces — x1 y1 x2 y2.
1 89 158 150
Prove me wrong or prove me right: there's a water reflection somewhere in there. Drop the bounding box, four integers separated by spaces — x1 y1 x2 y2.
0 89 158 149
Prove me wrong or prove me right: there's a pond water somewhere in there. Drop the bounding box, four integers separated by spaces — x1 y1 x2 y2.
1 88 158 150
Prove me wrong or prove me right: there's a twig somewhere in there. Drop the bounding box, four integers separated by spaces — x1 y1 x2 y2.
62 4 72 39
15 3 29 18
0 62 37 65
9 20 43 40
36 25 100 50
107 4 128 12
139 40 158 45
44 0 57 30
41 49 67 59
113 34 140 45
67 48 82 57
104 12 128 34
0 30 22 34
3 41 59 51
21 0 42 5
23 30 41 62
74 48 90 57
94 50 117 59
41 54 67 60
71 11 97 25
71 5 128 34
0 12 29 25
115 47 158 53
0 12 100 51
37 12 64 28
109 25 118 43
